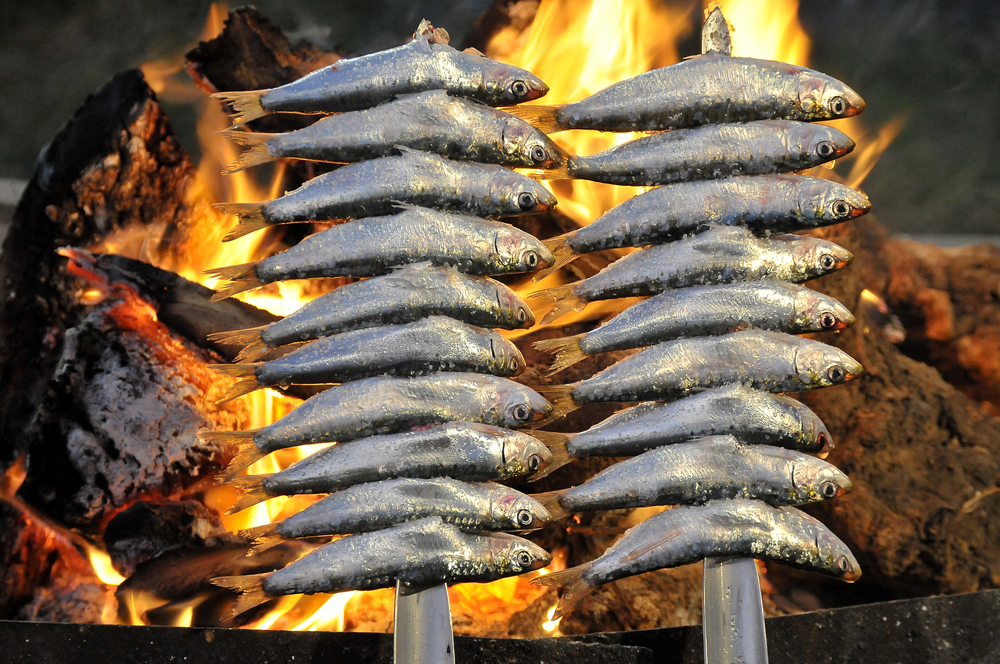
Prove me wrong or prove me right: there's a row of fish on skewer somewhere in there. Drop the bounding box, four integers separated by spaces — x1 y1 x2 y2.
192 18 870 616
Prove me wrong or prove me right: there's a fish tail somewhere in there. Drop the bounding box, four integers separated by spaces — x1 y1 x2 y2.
208 325 267 346
211 573 272 616
235 337 274 363
225 475 271 514
248 533 284 557
219 129 278 174
502 104 566 134
204 262 262 301
528 434 575 482
533 334 587 374
212 365 263 404
533 234 580 281
214 435 267 481
529 489 570 521
529 284 588 326
530 563 594 619
240 522 282 556
532 385 580 426
211 90 268 126
197 427 257 451
212 203 270 242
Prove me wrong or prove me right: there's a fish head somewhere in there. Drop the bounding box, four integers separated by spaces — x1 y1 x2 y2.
793 342 864 389
494 228 557 273
488 171 558 215
498 286 536 328
796 73 866 120
815 527 862 582
501 118 566 169
799 402 835 457
496 382 553 427
800 179 872 224
792 289 855 333
792 457 854 503
483 64 549 104
787 122 855 165
491 533 552 574
488 331 526 376
491 488 552 530
792 236 854 279
501 430 555 478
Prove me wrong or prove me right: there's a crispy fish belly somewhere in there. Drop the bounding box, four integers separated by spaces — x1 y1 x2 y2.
226 421 558 511
214 33 549 124
562 384 833 457
223 90 566 172
213 150 557 241
535 500 860 618
537 435 851 519
213 317 525 402
197 372 552 476
215 517 551 615
544 330 863 408
535 282 854 372
568 120 853 186
245 478 550 549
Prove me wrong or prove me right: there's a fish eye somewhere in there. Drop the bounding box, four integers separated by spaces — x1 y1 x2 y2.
832 200 851 218
523 250 539 268
836 555 850 573
510 80 529 98
827 364 846 383
817 432 829 449
512 404 531 422
517 192 537 211
819 253 836 271
829 96 847 116
516 509 534 526
816 141 835 158
516 550 533 567
517 308 528 322
530 145 548 163
510 358 519 372
820 481 838 499
819 312 837 329
528 454 541 471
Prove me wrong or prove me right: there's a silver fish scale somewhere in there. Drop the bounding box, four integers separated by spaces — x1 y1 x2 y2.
260 265 532 348
569 120 851 186
568 384 829 456
254 317 522 386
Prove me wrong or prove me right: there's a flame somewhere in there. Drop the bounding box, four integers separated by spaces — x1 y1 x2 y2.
85 544 128 586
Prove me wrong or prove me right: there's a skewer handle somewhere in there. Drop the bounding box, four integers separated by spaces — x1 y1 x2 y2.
703 557 769 664
394 582 456 664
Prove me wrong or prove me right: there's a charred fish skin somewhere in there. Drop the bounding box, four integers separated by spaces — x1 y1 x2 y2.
567 384 833 457
573 225 853 301
250 372 552 454
263 91 565 169
559 435 852 513
259 264 535 349
274 478 550 538
262 517 551 596
557 51 865 132
253 316 524 387
568 120 854 186
262 151 557 224
259 421 554 496
568 175 871 253
570 330 864 405
255 207 554 285
579 282 854 354
259 35 549 116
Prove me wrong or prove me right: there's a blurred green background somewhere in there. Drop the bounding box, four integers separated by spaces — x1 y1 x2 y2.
1 0 998 236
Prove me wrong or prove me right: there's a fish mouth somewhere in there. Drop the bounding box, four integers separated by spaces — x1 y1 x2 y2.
834 143 854 158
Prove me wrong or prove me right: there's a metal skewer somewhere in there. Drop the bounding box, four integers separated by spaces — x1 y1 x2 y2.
394 581 456 664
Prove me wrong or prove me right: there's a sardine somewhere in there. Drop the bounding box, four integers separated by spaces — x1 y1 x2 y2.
534 282 854 373
208 204 555 300
244 478 551 552
213 32 549 125
534 435 852 520
222 90 567 173
209 263 535 362
541 175 869 274
214 517 551 615
197 372 553 477
226 421 564 512
506 51 863 133
568 120 853 186
213 150 557 242
533 499 860 618
550 384 833 457
540 330 863 414
212 317 525 402
534 225 852 325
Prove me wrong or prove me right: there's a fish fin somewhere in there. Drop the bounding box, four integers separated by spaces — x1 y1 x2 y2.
211 365 263 404
219 130 278 174
528 435 574 482
501 104 566 135
212 203 270 242
533 334 587 374
208 325 267 346
211 90 268 126
533 234 580 281
623 529 682 562
225 475 271 514
462 46 486 57
211 573 272 616
204 262 262 301
390 200 428 214
236 337 274 362
529 284 587 326
530 489 570 521
530 563 594 619
531 385 580 427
